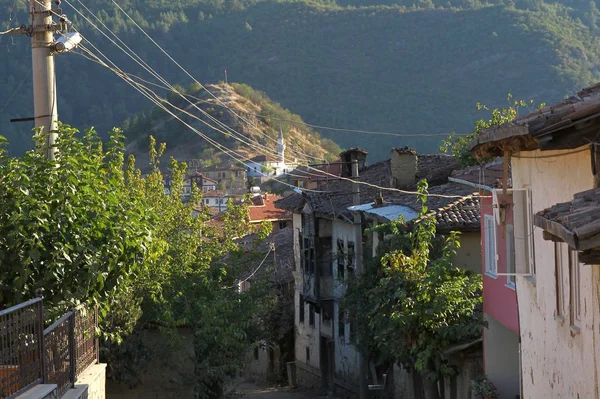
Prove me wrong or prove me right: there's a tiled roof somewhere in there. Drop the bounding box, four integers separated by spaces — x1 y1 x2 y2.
449 158 510 190
250 154 277 163
470 83 600 157
432 195 480 233
249 194 292 223
535 188 600 251
276 153 480 232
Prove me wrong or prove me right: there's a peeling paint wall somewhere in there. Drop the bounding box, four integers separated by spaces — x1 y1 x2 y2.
512 146 599 398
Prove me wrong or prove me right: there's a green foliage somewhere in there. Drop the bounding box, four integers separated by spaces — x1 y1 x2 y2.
441 96 543 166
342 181 483 387
0 125 274 396
0 124 152 323
471 375 499 398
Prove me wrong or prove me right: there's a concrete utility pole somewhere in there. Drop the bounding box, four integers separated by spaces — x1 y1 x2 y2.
7 1 80 159
31 0 59 159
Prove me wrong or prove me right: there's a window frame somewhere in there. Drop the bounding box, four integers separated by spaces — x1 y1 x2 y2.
569 249 581 328
506 224 516 288
554 242 566 318
484 214 497 278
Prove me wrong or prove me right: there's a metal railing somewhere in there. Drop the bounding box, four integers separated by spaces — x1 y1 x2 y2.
1 298 98 398
0 299 44 398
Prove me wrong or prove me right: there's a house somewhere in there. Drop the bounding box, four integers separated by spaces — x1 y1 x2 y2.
200 190 236 211
164 172 218 197
450 159 520 399
185 161 247 190
246 129 298 180
249 193 292 232
276 147 483 397
287 162 343 190
469 83 600 398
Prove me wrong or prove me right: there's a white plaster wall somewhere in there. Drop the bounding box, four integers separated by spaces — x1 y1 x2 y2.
512 147 599 398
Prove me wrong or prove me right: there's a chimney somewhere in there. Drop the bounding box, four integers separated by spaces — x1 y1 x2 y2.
339 148 368 178
390 147 418 188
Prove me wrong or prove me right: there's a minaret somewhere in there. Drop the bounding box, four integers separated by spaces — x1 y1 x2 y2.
277 126 286 163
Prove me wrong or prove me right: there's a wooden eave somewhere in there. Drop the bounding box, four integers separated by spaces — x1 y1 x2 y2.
470 111 600 158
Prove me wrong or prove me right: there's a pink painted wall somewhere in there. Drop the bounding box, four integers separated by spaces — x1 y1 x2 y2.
481 194 519 334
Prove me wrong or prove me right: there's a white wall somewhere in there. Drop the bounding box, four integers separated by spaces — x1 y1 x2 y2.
512 146 600 398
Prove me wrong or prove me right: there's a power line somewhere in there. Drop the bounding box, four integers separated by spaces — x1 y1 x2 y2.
63 1 476 200
75 42 328 193
92 0 326 163
63 1 315 167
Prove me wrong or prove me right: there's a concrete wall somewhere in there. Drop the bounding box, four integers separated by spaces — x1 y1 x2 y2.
512 146 600 398
294 289 321 374
452 231 482 275
244 343 270 383
483 316 520 399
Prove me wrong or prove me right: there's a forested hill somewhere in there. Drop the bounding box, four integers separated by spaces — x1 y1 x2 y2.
123 82 341 168
1 0 600 160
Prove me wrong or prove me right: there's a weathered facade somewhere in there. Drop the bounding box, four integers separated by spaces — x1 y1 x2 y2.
277 148 484 398
470 83 600 398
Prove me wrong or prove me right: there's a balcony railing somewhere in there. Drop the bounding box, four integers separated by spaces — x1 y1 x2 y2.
0 298 98 398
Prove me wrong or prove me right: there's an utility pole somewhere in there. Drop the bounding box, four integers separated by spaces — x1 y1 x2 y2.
352 159 368 399
31 0 58 159
7 1 80 159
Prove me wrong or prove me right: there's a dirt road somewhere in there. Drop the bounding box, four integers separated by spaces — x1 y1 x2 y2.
232 382 326 399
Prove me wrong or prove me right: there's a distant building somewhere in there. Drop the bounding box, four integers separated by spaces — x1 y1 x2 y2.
246 128 297 180
248 193 292 232
185 161 247 190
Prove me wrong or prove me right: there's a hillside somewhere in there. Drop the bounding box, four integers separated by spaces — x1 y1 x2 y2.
124 82 341 168
1 0 600 160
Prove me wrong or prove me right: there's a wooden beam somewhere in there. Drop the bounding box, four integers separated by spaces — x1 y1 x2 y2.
542 231 564 243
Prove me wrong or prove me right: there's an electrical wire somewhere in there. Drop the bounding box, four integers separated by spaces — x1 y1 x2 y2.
59 0 481 200
62 1 314 167
0 75 27 114
71 0 326 164
75 42 328 193
222 248 272 290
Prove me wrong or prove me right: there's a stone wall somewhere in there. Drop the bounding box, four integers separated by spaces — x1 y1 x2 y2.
390 149 417 188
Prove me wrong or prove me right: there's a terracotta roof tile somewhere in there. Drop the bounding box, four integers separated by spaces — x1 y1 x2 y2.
249 194 292 223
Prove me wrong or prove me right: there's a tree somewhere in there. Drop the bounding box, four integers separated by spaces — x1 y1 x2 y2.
0 125 274 396
342 181 483 399
441 96 542 167
0 125 152 326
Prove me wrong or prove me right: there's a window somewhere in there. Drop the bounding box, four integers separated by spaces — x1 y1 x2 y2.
506 225 516 287
337 239 345 280
254 347 259 360
347 241 355 271
569 249 581 327
279 221 288 229
484 215 497 277
512 188 536 278
338 311 345 340
309 303 315 327
306 347 310 363
554 242 566 318
299 295 304 324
